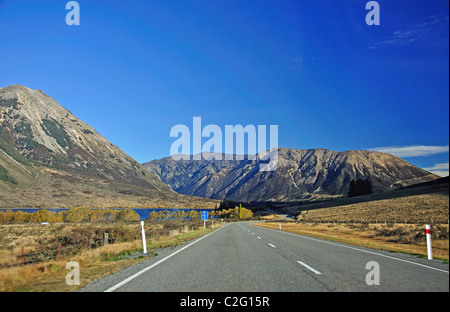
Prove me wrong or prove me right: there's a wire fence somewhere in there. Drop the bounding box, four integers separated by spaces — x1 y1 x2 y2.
282 219 450 226
0 224 205 269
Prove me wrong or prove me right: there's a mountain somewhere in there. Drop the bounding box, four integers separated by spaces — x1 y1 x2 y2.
0 85 166 189
143 148 438 203
0 85 217 208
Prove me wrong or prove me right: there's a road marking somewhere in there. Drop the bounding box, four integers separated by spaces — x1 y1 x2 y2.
253 224 449 274
257 236 262 239
268 243 276 248
297 261 322 275
251 232 255 235
104 225 227 292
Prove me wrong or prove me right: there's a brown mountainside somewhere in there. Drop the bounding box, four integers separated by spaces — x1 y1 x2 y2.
0 85 217 208
143 148 438 203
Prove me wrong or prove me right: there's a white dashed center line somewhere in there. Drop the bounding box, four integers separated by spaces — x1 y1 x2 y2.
297 261 322 275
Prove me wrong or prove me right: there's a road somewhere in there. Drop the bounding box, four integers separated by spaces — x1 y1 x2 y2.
81 222 449 292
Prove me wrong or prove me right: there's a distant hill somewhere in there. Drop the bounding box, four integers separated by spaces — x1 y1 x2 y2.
143 148 438 202
291 176 449 224
0 85 217 208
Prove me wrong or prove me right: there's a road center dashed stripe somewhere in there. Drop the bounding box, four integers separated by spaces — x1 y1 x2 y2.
252 224 449 274
297 261 322 275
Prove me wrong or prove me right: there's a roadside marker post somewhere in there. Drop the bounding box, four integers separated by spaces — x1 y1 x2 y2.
141 221 147 254
426 225 432 260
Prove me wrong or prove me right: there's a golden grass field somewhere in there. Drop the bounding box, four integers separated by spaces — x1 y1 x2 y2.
295 192 448 224
288 179 449 224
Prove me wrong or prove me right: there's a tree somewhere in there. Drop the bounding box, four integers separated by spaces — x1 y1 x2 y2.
348 178 373 198
218 198 236 210
215 204 253 220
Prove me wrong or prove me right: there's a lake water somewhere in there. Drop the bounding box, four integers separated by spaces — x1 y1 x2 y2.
0 208 212 220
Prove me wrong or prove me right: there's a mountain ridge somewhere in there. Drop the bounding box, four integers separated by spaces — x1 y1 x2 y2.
0 85 217 208
143 148 438 202
0 84 168 190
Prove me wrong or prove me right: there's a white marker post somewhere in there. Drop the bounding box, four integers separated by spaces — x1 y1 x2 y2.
141 221 147 254
426 225 432 260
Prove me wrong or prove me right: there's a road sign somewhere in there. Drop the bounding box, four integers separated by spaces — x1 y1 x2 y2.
202 211 208 221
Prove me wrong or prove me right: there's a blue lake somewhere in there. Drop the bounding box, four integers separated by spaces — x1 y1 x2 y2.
0 208 213 220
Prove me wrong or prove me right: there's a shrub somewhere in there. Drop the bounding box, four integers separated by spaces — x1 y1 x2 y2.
0 165 18 184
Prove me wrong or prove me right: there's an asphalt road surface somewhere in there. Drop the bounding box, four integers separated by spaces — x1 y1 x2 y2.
81 222 449 292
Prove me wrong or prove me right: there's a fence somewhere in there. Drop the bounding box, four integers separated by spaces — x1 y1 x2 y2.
0 224 201 269
1 243 92 268
289 219 449 225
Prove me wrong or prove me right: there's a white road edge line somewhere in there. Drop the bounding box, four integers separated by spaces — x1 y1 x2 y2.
253 224 449 274
297 261 322 275
104 225 227 292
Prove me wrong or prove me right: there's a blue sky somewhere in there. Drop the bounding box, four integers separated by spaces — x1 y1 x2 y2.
0 0 448 176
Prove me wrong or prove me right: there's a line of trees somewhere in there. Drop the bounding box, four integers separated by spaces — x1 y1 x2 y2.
0 208 140 224
0 205 255 224
215 199 253 220
147 206 253 221
0 197 257 224
348 178 373 198
146 209 201 221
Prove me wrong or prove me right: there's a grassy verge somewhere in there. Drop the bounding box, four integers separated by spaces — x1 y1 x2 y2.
255 222 449 262
0 225 217 292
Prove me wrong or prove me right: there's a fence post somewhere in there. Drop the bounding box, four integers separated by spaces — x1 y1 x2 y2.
426 225 433 260
21 246 24 267
141 221 147 254
58 243 62 261
104 233 109 246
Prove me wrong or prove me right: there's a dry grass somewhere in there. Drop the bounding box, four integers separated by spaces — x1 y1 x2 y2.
290 181 449 225
295 193 449 224
260 181 449 262
0 221 218 291
0 247 143 292
256 222 449 261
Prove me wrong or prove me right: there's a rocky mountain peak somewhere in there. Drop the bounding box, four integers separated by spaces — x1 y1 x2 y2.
0 84 169 191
